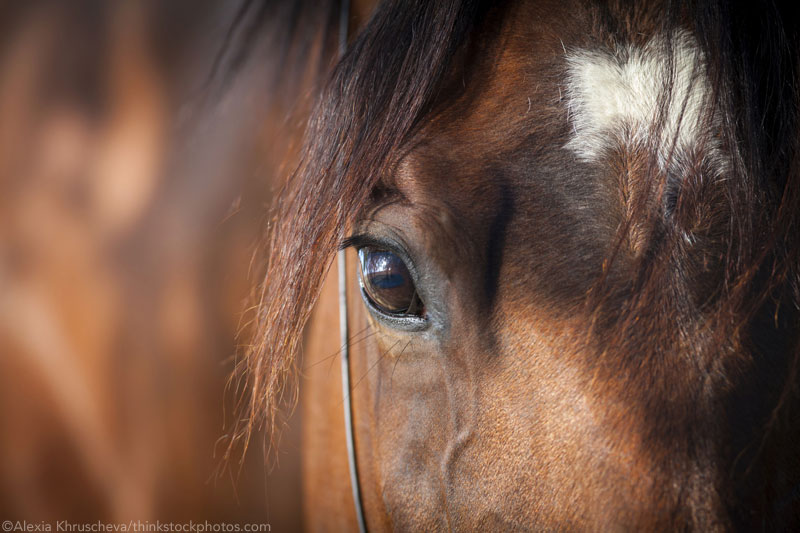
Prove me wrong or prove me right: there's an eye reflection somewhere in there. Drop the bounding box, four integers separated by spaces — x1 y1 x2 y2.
357 247 423 316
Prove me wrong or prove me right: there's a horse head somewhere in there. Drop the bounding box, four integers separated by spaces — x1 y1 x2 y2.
246 1 800 529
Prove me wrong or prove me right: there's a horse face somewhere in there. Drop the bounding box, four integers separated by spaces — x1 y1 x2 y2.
337 2 797 529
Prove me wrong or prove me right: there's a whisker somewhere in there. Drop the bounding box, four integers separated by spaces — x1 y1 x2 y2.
390 340 412 383
298 324 373 372
325 326 377 376
349 339 400 393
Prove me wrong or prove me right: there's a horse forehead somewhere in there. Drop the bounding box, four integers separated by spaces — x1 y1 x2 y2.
393 15 721 214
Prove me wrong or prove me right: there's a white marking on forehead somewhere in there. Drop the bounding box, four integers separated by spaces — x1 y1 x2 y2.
565 32 722 172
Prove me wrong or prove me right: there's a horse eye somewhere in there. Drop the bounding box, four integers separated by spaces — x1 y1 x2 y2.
357 247 423 317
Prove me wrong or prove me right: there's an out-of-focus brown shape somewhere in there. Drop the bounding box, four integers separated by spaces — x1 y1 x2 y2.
0 1 300 527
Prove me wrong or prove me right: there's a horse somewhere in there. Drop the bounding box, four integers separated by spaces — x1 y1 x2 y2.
230 0 800 529
187 0 800 529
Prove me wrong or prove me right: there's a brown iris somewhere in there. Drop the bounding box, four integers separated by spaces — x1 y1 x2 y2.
358 247 422 316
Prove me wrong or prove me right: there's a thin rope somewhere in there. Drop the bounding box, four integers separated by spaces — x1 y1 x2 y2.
338 249 366 533
337 1 367 531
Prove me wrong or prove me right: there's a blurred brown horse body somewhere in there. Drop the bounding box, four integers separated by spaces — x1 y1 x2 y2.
0 1 313 525
243 0 800 530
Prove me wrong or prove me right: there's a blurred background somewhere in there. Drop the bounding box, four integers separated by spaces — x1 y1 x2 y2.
0 1 308 528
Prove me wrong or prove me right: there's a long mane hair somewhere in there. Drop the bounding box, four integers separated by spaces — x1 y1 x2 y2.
232 0 800 473
231 0 492 453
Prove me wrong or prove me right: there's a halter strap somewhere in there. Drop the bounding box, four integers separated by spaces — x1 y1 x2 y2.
338 249 366 533
337 1 367 531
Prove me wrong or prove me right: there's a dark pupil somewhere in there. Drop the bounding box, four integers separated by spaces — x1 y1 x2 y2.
359 249 417 314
